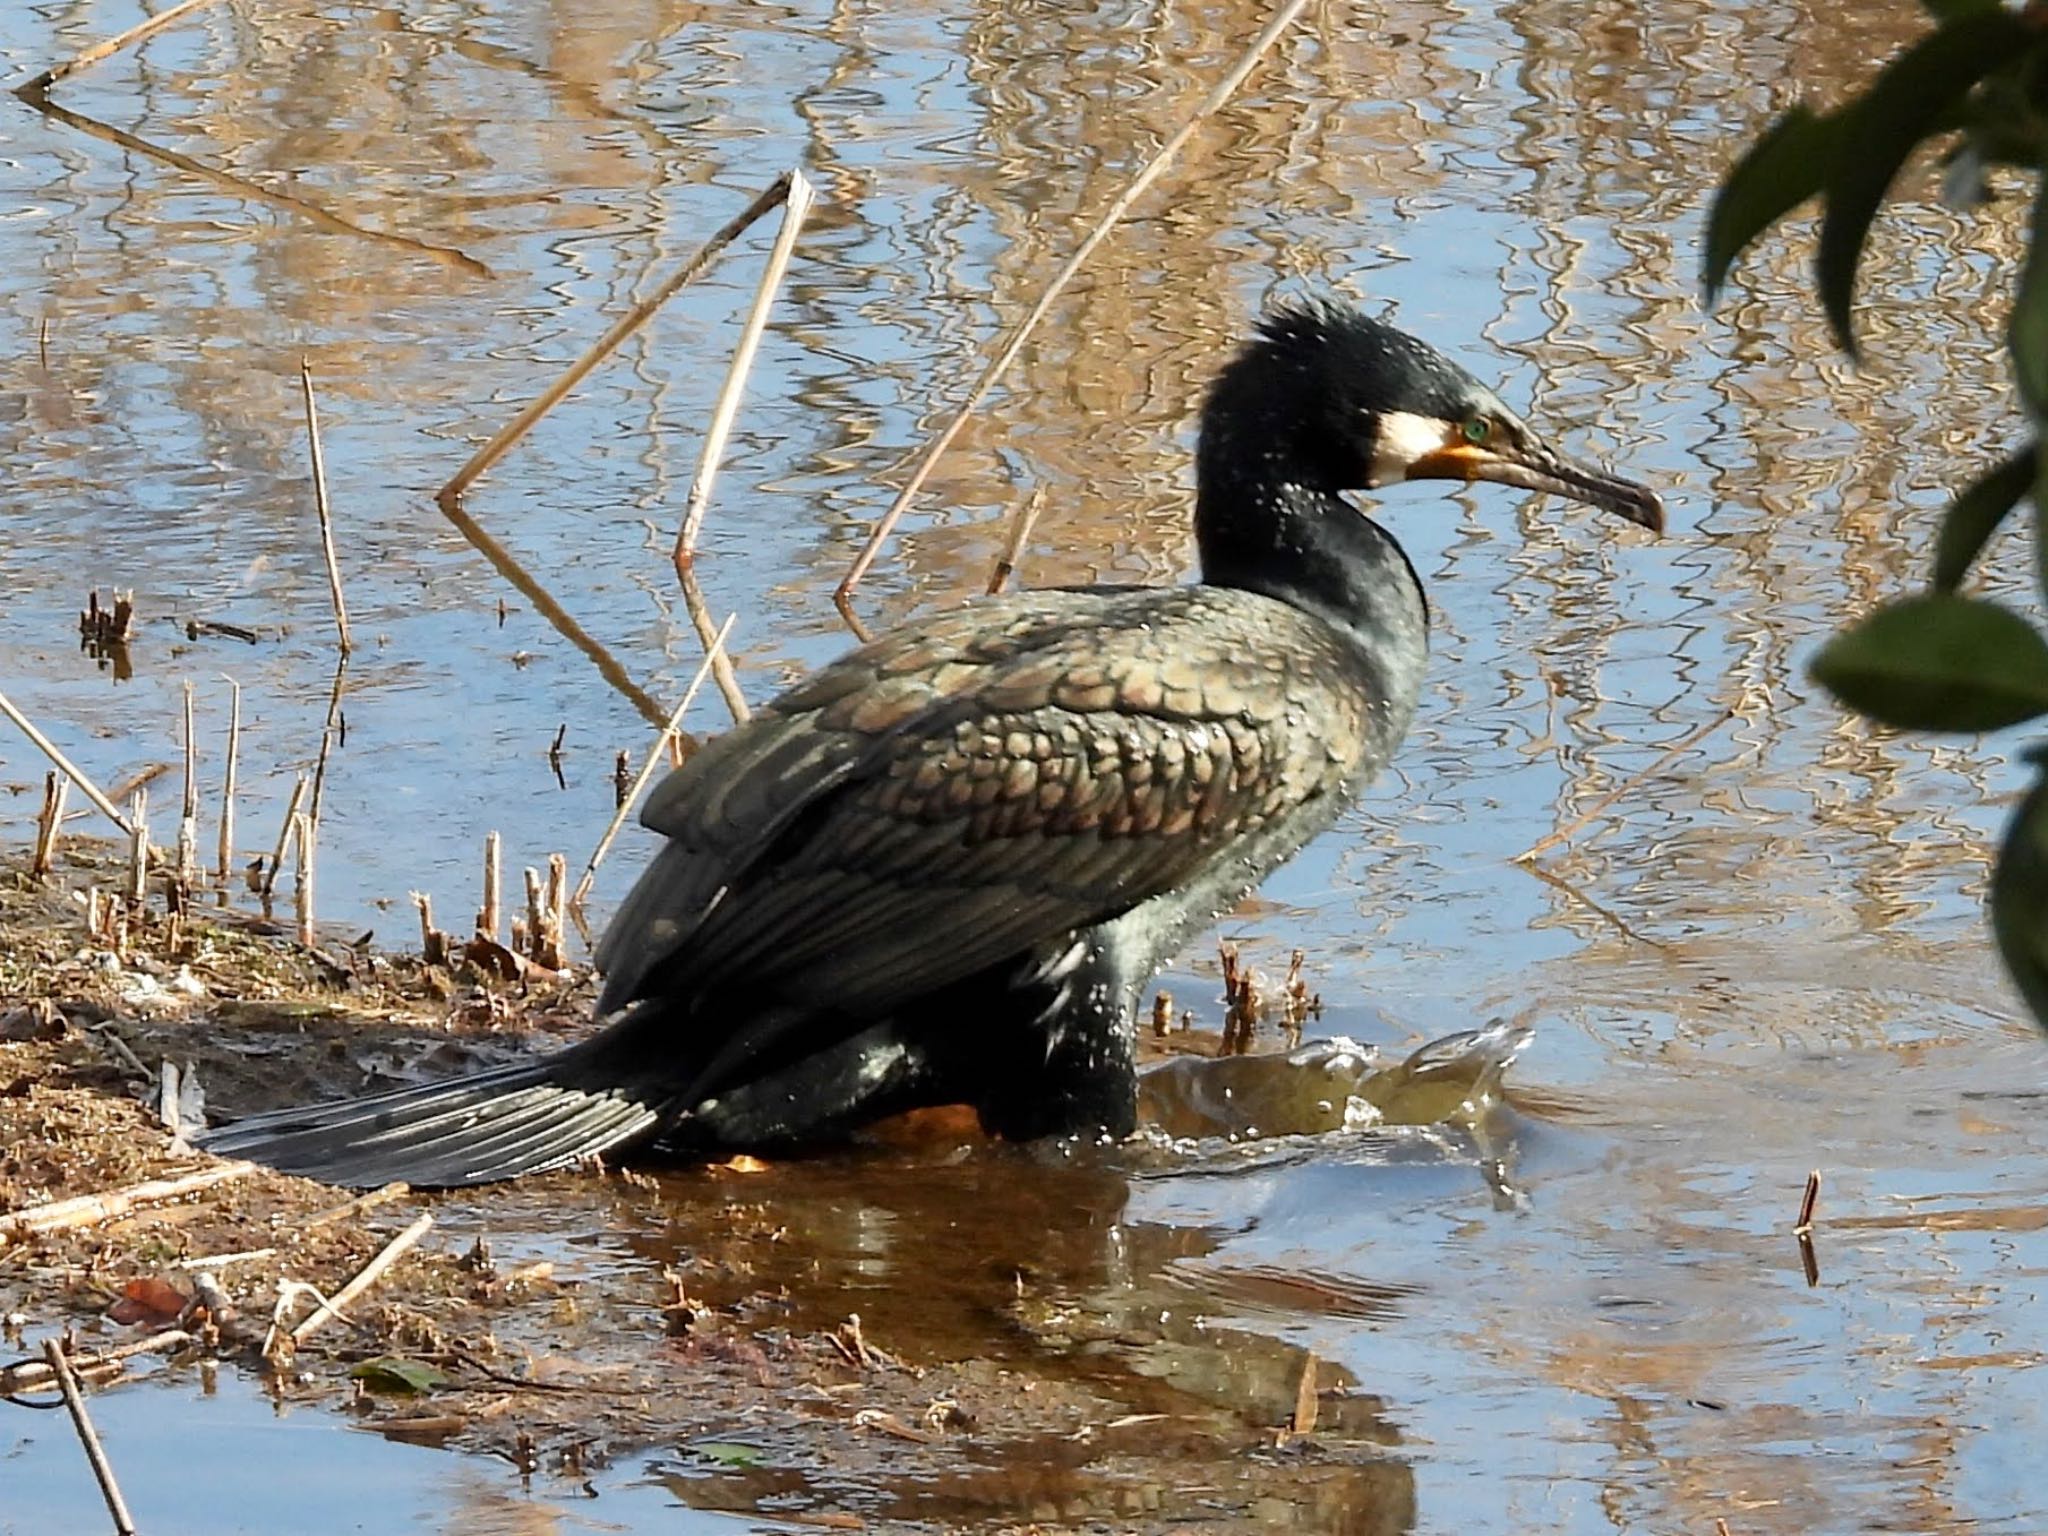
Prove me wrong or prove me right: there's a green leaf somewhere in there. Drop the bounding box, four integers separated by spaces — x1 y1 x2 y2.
1992 764 2048 1029
1817 9 2030 355
2014 183 2048 419
1809 593 2048 731
348 1356 449 1395
1702 107 1841 303
694 1441 764 1468
1933 445 2036 589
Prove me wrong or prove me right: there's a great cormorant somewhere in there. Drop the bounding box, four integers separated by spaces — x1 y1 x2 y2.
203 299 1662 1186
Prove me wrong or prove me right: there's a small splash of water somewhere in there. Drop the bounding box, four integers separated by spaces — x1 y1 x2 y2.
1136 1019 1534 1143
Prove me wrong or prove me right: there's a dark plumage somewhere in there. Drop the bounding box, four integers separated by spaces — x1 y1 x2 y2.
203 299 1661 1186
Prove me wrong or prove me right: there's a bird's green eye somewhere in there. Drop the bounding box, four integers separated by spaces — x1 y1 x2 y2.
1463 417 1491 446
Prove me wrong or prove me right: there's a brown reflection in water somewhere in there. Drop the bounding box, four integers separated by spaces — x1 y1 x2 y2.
625 1149 1413 1533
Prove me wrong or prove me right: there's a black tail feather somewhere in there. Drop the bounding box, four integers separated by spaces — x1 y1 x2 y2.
198 1053 665 1189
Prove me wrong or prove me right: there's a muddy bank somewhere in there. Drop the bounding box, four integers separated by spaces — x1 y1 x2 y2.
0 847 1527 1532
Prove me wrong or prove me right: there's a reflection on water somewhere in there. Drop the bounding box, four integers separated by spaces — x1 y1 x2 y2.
4 0 2048 1530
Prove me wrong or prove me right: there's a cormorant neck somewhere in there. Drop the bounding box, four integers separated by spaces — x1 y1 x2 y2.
1193 474 1429 666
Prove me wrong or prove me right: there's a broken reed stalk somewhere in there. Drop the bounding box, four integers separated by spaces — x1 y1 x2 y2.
263 774 308 898
177 680 199 890
546 853 567 959
15 0 228 99
126 789 149 906
1514 708 1736 863
3 1160 256 1239
41 1340 139 1536
301 361 353 657
436 174 801 505
1794 1169 1821 1234
217 678 241 881
575 614 736 905
987 486 1048 595
32 772 68 879
479 831 503 941
292 811 315 948
674 168 816 562
290 1212 434 1345
0 687 135 835
836 0 1314 604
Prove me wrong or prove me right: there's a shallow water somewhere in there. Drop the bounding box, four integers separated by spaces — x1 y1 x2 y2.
4 0 2046 1531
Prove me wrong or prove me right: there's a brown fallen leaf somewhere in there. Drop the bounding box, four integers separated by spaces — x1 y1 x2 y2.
108 1274 192 1326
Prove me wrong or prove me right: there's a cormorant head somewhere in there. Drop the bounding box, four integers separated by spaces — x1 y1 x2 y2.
1200 299 1663 532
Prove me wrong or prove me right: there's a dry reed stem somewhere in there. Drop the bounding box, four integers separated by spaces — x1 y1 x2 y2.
0 687 135 834
302 1182 411 1232
32 772 67 879
310 656 347 825
3 1160 256 1239
674 167 816 561
479 831 502 941
15 0 227 98
987 486 1048 595
677 558 750 722
292 811 315 948
23 96 489 277
1513 708 1735 863
290 1213 434 1345
575 614 736 905
437 174 799 505
836 0 1314 605
41 1339 138 1536
177 680 199 889
434 497 667 726
217 678 241 881
263 774 308 898
1 1330 190 1397
301 361 353 656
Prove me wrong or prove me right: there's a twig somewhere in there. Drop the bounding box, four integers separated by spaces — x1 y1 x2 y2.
292 811 316 948
300 361 353 656
674 168 815 562
42 1340 138 1536
14 0 227 98
478 831 502 941
987 486 1047 595
437 175 800 505
574 615 735 904
217 679 240 881
836 0 1314 605
1514 708 1735 863
291 1213 434 1344
0 688 135 834
411 891 447 966
262 774 308 899
169 1246 275 1271
32 772 68 880
3 1161 256 1239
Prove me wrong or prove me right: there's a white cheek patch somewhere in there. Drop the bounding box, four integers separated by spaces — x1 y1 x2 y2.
1369 409 1455 488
